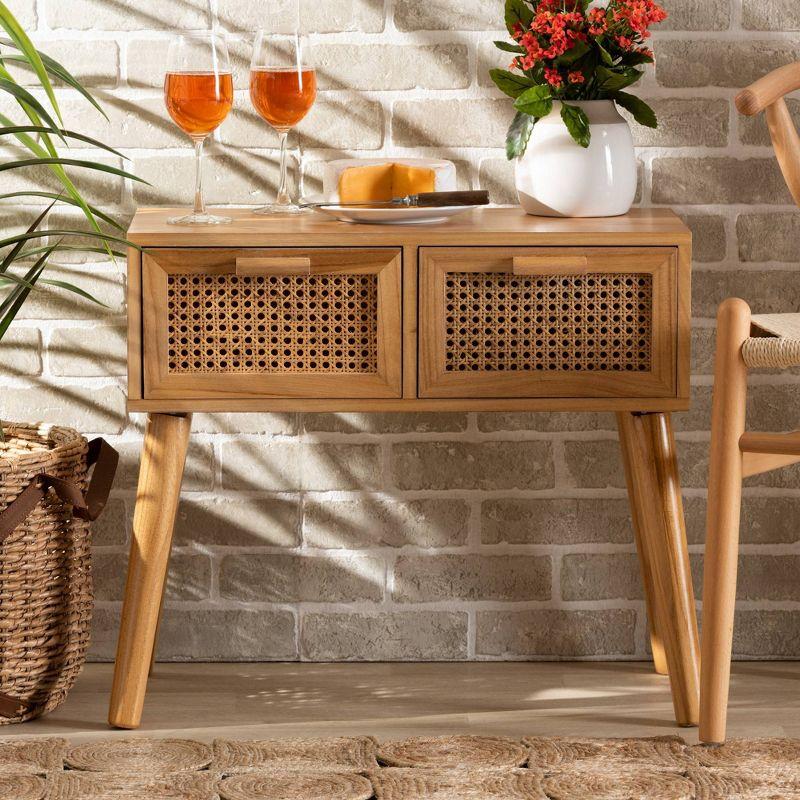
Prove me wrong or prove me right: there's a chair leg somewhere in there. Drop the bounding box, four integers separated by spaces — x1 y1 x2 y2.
700 298 751 744
108 412 192 729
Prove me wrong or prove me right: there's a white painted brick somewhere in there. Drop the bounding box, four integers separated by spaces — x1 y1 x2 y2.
48 325 127 376
1 385 126 434
314 44 470 91
45 0 209 30
0 328 43 376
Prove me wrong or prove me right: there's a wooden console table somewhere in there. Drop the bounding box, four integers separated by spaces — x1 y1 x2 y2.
111 207 698 730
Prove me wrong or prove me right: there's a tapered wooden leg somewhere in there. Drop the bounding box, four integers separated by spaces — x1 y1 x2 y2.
619 433 669 677
618 411 701 727
700 299 751 744
108 412 192 729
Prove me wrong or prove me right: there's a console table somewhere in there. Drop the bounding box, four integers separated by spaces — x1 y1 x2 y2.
111 207 697 730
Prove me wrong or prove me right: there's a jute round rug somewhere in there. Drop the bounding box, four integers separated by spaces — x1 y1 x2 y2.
2 734 800 799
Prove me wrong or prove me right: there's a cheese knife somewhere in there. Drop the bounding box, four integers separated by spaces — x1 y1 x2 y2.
300 190 490 209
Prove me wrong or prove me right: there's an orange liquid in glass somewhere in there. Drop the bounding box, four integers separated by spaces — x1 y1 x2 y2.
164 71 234 136
250 67 317 131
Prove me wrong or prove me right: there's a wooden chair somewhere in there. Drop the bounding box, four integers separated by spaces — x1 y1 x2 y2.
700 62 800 744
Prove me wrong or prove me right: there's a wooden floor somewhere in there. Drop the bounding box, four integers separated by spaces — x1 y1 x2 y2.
7 662 800 743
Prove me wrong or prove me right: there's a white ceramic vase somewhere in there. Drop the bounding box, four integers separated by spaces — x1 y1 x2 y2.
515 99 637 218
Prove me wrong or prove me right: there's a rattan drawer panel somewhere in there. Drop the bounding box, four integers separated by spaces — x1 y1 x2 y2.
142 248 402 399
419 247 678 399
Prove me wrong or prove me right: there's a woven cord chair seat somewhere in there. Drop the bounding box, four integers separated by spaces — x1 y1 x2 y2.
742 314 800 368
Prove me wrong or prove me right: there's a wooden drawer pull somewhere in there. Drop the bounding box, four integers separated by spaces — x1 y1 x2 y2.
235 256 312 276
512 255 590 275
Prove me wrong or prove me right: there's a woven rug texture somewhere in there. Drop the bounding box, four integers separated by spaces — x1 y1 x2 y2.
0 734 799 799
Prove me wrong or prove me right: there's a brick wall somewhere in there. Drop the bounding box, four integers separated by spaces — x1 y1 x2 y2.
3 0 800 662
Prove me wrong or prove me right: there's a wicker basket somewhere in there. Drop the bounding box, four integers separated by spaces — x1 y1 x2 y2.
0 422 118 724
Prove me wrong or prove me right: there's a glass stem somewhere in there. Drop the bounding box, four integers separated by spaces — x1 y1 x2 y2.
276 130 291 207
192 135 207 216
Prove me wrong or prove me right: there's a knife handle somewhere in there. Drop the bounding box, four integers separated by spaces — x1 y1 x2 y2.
409 190 490 207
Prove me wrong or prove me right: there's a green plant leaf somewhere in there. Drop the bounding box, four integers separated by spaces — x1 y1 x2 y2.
505 0 533 35
596 65 643 92
0 78 63 137
0 246 53 339
0 229 132 251
38 278 107 306
493 40 526 55
489 68 535 99
613 91 658 128
0 192 126 231
0 125 125 157
597 42 616 65
0 157 147 185
514 84 553 117
0 112 112 257
20 244 127 259
556 40 589 66
621 49 655 66
0 42 108 119
0 0 63 126
506 110 535 160
561 102 591 147
0 200 54 273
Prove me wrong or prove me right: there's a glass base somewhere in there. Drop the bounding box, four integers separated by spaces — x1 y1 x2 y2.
253 203 311 216
167 212 232 226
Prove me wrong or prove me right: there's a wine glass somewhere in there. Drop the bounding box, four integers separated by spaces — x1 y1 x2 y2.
250 25 317 215
164 31 233 225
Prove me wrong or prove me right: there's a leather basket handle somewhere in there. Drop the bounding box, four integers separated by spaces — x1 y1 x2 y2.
0 438 119 545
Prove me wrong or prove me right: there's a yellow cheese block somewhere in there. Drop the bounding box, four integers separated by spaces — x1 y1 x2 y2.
338 163 437 203
392 164 436 198
338 163 394 203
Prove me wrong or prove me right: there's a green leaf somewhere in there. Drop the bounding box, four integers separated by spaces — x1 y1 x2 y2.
0 42 108 119
0 246 53 339
38 278 107 306
560 102 591 148
20 244 128 259
0 157 148 185
493 40 526 55
0 229 132 251
0 200 53 274
622 49 655 66
596 65 643 92
0 0 63 126
506 111 535 160
505 0 533 35
597 42 616 66
556 40 589 66
613 91 658 128
514 84 553 117
0 125 125 157
489 68 535 99
0 78 63 137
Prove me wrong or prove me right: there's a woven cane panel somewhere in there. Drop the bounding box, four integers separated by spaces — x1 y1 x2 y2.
166 273 379 375
443 272 653 373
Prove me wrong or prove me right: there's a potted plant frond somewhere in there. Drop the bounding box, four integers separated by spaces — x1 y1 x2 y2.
0 0 132 723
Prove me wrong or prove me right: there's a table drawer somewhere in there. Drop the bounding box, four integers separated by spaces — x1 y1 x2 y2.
142 248 402 399
419 246 678 399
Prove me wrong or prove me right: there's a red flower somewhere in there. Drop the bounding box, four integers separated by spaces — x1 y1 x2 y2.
568 70 585 84
615 35 635 50
587 7 607 35
544 66 564 88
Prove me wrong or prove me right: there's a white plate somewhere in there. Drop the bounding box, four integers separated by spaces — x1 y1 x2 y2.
302 194 476 225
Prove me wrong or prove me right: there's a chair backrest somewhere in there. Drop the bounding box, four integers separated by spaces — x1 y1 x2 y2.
737 62 800 208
